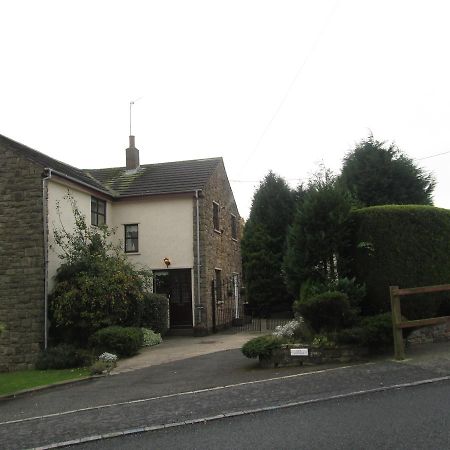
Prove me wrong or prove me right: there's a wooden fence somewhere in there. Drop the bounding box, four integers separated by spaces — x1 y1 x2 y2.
389 284 450 360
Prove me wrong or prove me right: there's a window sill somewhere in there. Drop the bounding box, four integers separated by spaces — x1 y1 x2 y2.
214 229 222 235
125 252 141 255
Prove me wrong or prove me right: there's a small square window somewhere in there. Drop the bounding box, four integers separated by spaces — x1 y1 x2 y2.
124 224 139 253
213 202 220 231
91 197 106 226
231 214 237 240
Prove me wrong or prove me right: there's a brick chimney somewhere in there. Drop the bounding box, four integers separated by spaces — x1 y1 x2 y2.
126 135 140 170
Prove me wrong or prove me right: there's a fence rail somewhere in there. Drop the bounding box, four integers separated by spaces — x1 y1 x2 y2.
389 284 450 360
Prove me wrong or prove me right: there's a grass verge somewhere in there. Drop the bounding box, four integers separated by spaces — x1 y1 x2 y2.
0 368 91 396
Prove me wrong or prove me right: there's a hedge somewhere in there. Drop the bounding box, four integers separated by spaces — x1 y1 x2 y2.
342 205 450 319
141 293 169 335
89 326 144 357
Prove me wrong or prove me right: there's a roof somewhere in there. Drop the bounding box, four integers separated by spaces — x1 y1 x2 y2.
0 133 222 198
0 134 108 193
86 158 222 197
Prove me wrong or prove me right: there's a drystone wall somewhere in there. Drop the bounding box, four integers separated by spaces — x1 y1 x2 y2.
0 145 45 371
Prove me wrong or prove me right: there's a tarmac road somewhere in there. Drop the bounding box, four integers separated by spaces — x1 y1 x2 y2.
0 338 449 449
77 379 450 450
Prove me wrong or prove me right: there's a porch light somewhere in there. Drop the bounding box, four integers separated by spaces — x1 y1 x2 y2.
163 257 171 267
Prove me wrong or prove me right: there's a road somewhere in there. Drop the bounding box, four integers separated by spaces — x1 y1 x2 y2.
77 379 450 450
1 343 450 449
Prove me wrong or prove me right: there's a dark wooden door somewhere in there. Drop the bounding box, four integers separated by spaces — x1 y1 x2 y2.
154 269 192 328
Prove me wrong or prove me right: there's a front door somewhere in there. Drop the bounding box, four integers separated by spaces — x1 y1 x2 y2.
154 269 192 328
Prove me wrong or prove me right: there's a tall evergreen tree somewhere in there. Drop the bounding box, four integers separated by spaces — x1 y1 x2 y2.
340 136 435 206
242 172 296 316
284 167 353 297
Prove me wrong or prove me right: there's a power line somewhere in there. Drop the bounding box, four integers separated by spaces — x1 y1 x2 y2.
238 0 341 176
416 151 450 161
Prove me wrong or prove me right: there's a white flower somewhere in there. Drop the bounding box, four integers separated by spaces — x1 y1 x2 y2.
98 352 118 362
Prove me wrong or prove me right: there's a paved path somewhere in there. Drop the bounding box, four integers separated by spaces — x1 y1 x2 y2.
113 331 261 373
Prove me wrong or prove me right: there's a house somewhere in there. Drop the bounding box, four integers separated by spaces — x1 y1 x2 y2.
0 133 242 371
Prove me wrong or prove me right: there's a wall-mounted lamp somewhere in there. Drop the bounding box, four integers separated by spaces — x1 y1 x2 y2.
163 257 171 268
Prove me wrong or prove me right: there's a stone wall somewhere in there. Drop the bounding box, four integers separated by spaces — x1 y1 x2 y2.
0 145 45 371
194 160 242 331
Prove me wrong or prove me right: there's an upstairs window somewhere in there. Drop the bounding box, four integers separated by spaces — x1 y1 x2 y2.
231 214 237 240
124 224 139 253
91 197 106 226
213 201 220 232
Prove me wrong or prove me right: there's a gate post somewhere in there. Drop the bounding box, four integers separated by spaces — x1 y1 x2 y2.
390 286 405 360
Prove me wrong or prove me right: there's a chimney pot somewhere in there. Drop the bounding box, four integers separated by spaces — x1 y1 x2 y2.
126 135 140 170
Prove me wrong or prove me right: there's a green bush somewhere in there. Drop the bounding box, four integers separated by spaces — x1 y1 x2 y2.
359 313 394 350
35 344 90 370
141 293 169 335
336 313 393 351
242 335 287 359
89 326 144 357
343 205 450 318
294 291 355 333
49 195 152 346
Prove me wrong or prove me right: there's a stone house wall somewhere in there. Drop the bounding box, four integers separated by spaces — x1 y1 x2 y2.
195 161 242 331
0 145 45 371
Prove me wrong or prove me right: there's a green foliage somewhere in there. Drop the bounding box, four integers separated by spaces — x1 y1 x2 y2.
49 194 152 345
141 328 162 347
340 135 435 207
242 172 297 315
284 166 354 296
294 291 355 333
141 293 169 335
35 344 90 370
0 323 4 336
337 313 394 351
241 335 287 359
343 205 450 318
89 326 144 357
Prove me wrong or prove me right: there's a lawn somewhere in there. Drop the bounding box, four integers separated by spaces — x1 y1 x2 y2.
0 368 91 396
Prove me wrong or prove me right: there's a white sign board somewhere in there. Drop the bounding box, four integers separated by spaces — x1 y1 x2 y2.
290 348 309 356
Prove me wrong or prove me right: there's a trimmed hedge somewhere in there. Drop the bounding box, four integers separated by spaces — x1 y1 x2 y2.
242 335 287 359
294 291 354 332
89 326 144 357
343 205 450 318
141 293 169 335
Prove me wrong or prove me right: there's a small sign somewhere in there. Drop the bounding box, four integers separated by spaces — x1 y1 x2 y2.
290 348 308 356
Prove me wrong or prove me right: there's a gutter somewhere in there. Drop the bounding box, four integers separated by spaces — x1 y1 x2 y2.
195 190 202 325
49 169 114 198
42 168 53 349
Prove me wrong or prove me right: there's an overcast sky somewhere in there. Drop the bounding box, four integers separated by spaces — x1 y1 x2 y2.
1 0 449 218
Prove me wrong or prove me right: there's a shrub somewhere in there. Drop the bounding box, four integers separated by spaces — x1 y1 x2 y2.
49 194 152 346
35 344 89 370
294 291 355 333
242 335 287 359
141 293 169 335
359 313 394 350
89 326 143 357
336 313 394 351
343 205 450 318
141 328 162 347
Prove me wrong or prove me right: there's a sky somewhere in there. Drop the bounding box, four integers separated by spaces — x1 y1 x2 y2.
1 0 449 219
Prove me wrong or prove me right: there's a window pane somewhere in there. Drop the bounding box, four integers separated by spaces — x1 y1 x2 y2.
98 201 105 215
125 224 138 252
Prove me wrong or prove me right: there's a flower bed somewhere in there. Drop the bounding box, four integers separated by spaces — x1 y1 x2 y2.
258 344 368 368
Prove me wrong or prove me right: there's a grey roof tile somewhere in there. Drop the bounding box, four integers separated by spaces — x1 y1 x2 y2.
0 133 221 197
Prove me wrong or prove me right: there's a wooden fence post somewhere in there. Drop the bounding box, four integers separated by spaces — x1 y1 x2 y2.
390 285 405 360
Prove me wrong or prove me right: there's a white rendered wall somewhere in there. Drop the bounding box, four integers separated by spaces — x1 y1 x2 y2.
111 196 194 271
